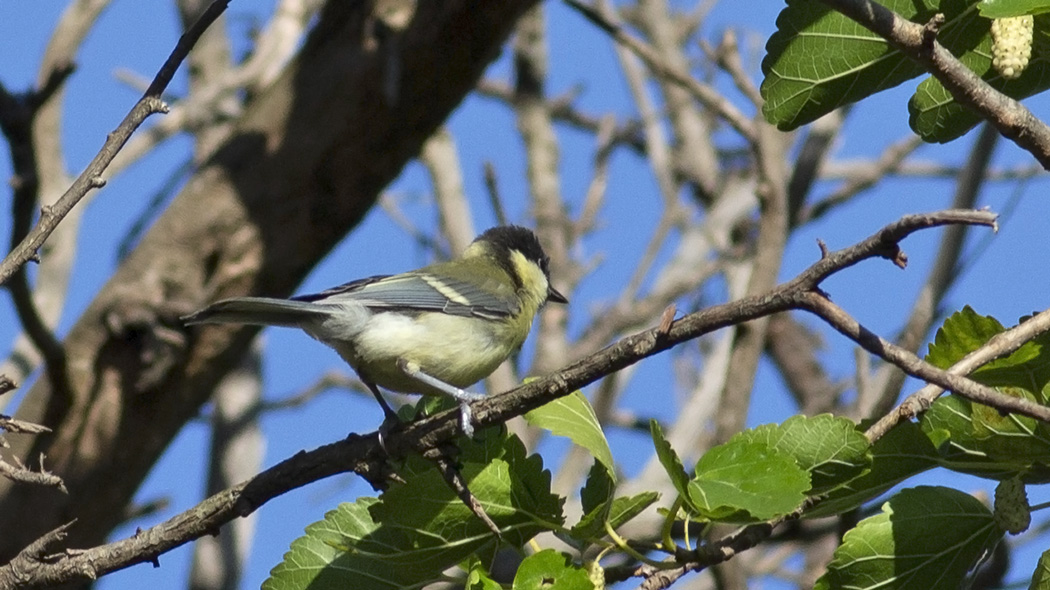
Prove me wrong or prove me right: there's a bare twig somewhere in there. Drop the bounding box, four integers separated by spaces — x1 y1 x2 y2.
0 416 51 435
0 0 232 286
798 292 1050 426
424 447 502 538
0 454 65 492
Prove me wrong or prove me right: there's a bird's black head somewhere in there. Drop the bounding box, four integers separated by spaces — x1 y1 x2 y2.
476 225 568 304
478 225 550 273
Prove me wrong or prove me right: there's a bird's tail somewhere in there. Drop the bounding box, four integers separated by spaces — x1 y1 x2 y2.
182 297 327 328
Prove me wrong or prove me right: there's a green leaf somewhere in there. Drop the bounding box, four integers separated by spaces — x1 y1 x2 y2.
927 307 1050 392
571 463 658 543
805 421 938 518
570 462 616 542
762 0 979 130
815 486 1002 590
739 414 871 496
1031 549 1050 590
263 429 564 590
526 390 615 478
651 419 691 499
512 550 595 590
606 492 660 531
922 391 1050 482
580 461 615 516
465 557 503 590
978 0 1050 18
921 307 1050 482
686 440 810 522
907 8 1037 141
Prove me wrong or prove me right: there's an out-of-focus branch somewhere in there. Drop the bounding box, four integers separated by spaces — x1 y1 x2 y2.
110 0 320 176
515 6 574 380
786 109 847 226
800 135 924 224
563 0 756 142
190 345 264 590
422 127 475 253
634 0 720 202
0 73 75 399
713 122 790 446
476 79 648 156
819 0 1050 167
178 0 235 160
765 313 840 415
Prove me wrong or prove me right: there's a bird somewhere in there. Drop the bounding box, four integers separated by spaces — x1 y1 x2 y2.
182 225 568 437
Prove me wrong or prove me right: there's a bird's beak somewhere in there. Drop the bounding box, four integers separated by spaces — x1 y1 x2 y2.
547 286 569 304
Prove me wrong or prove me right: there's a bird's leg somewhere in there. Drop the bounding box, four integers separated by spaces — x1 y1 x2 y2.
364 380 399 422
364 380 401 451
396 359 484 437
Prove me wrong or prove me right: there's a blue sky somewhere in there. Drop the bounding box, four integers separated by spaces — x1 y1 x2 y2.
3 1 1050 589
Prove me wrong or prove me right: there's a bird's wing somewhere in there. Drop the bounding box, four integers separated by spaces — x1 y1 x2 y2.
292 272 517 319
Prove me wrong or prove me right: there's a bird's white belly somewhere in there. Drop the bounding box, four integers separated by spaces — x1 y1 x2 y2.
321 311 519 395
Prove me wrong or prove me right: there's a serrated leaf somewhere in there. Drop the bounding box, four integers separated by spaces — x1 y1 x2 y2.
512 550 595 590
979 0 1050 18
739 414 871 496
762 0 979 130
921 307 1050 482
263 429 564 590
927 307 1050 392
805 421 938 518
571 466 658 543
606 492 659 531
580 461 614 515
526 390 614 478
1031 549 1050 590
651 419 690 499
686 440 810 523
922 391 1050 482
815 486 1002 590
571 462 616 542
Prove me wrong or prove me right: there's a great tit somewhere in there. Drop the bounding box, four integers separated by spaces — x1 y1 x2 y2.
182 225 568 436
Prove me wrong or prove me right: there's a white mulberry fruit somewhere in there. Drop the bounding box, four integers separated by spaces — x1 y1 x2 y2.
991 15 1034 80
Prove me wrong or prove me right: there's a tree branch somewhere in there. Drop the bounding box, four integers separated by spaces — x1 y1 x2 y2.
0 209 1009 588
818 0 1050 168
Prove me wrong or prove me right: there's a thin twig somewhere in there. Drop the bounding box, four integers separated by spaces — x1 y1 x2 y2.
0 0 232 286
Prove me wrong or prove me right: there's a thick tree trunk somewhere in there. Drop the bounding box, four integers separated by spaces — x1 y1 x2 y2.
0 0 537 560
